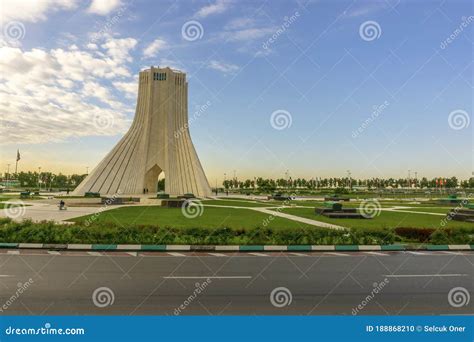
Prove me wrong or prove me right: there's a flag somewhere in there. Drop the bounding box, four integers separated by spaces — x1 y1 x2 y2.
16 149 20 162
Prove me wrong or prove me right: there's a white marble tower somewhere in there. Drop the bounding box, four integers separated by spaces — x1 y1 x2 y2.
73 67 212 197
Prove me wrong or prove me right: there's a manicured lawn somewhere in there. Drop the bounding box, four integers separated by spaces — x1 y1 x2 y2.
202 199 277 207
70 205 312 230
276 207 473 229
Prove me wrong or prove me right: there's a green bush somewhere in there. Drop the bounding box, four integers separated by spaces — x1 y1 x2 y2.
0 219 471 245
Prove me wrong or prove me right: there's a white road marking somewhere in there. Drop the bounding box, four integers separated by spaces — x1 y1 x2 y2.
406 251 433 255
7 251 20 255
47 251 61 255
0 275 13 277
385 274 468 278
248 253 269 257
365 252 388 256
87 252 102 256
288 253 308 256
167 252 187 257
126 252 138 257
163 276 252 279
288 253 309 257
325 252 350 257
440 251 465 255
207 253 227 257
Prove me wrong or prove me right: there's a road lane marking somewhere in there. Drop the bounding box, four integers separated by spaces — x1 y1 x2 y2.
365 252 388 256
385 274 468 278
248 253 269 257
87 252 102 256
7 251 20 255
325 252 350 257
163 276 252 279
0 275 13 277
289 253 308 257
406 251 434 255
126 252 138 257
207 253 227 257
47 251 61 255
167 252 187 257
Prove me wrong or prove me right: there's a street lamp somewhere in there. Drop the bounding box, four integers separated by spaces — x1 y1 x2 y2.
38 167 41 191
6 164 10 190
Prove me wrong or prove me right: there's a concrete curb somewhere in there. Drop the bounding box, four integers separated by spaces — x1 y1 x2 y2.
0 243 472 252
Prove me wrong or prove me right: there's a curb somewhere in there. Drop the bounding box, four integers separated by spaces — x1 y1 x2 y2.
0 243 472 252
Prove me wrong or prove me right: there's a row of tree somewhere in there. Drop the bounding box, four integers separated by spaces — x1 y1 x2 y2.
222 176 474 190
2 171 87 189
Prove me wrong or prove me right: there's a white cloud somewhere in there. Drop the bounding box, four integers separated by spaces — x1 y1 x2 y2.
0 0 79 23
208 60 238 74
113 80 137 99
101 37 137 62
88 0 122 15
0 37 139 145
195 0 231 18
143 38 167 58
222 27 276 42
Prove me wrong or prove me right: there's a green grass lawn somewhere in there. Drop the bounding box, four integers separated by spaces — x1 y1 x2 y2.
276 207 473 229
70 205 312 230
202 199 277 207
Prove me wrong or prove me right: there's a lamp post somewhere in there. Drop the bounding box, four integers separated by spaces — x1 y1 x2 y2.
6 164 10 190
38 167 41 191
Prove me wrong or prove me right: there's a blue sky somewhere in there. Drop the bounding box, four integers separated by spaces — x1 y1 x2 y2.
0 0 472 183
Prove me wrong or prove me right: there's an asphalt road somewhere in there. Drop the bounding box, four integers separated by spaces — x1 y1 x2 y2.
0 250 472 315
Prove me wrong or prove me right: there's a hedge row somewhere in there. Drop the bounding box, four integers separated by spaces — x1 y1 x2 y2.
0 218 472 245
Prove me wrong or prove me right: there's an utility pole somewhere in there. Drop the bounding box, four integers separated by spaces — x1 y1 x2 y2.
347 170 351 189
38 167 41 191
86 166 89 175
6 164 10 190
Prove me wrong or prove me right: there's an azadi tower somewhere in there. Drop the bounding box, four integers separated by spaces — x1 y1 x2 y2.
73 66 212 197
